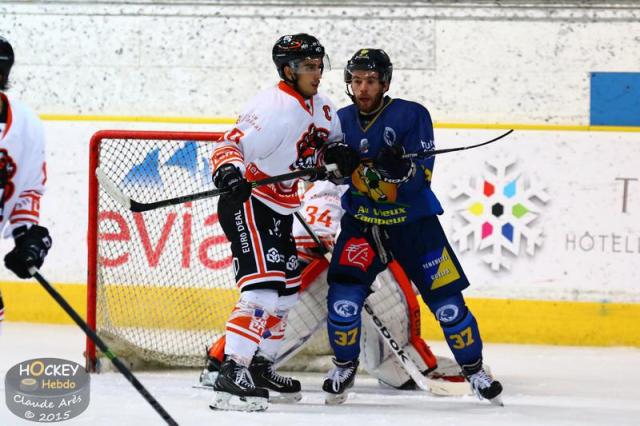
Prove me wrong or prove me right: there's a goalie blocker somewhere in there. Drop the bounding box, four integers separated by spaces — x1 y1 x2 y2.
201 257 470 395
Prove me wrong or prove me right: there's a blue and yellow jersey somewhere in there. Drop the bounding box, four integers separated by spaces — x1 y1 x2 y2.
337 97 443 225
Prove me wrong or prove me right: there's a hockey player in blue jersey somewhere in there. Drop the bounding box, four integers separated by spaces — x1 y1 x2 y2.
322 48 503 405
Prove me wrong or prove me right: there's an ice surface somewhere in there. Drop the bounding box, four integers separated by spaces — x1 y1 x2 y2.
1 322 639 426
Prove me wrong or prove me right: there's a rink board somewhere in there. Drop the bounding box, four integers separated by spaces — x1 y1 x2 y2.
0 119 639 347
2 280 639 347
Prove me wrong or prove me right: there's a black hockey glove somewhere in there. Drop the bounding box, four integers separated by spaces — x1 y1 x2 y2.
212 164 252 206
374 144 416 184
323 142 361 181
4 225 53 279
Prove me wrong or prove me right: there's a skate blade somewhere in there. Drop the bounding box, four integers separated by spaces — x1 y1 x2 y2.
199 371 218 387
489 395 504 407
209 391 269 412
198 384 300 403
269 391 302 404
324 391 349 405
193 383 213 390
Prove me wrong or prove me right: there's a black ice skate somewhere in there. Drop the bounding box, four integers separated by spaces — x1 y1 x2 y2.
249 355 302 403
462 359 504 406
322 358 359 405
209 357 269 412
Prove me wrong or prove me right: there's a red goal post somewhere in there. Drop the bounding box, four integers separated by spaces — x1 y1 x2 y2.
87 130 227 370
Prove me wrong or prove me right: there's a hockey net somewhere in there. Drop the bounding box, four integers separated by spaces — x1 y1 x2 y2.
87 130 430 373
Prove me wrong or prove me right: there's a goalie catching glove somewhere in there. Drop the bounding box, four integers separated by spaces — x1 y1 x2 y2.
213 164 252 206
4 225 52 279
374 144 415 184
322 142 360 183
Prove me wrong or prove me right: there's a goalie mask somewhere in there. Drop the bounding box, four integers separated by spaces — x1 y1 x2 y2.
272 33 330 81
0 36 14 91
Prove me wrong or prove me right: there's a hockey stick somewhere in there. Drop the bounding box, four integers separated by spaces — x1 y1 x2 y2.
274 317 327 367
293 212 469 396
402 129 514 160
29 268 179 426
96 164 338 213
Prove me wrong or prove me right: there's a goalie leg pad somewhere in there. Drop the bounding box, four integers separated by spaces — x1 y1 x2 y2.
369 343 431 389
327 281 370 361
225 289 278 365
426 293 484 366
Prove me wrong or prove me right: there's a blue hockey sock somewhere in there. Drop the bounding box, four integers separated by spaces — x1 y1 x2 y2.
327 316 362 362
427 293 484 366
326 281 370 362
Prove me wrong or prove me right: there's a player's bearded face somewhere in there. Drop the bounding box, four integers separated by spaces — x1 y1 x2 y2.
350 70 387 113
291 57 324 98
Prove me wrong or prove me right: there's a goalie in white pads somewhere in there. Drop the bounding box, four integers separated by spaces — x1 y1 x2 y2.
0 36 53 318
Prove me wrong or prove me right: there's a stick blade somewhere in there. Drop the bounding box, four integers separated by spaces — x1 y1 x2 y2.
95 168 132 210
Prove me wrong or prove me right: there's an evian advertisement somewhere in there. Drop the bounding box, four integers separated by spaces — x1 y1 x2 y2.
0 121 637 303
92 133 235 288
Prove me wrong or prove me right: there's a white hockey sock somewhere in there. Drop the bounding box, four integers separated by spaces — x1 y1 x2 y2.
225 289 279 366
257 293 299 360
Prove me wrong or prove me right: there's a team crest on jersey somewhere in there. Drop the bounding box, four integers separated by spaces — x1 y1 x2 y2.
383 127 396 146
0 148 17 204
359 138 369 153
292 123 330 170
352 164 398 203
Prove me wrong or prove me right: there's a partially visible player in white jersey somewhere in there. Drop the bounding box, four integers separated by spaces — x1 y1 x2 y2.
207 33 360 411
0 36 53 321
293 180 348 264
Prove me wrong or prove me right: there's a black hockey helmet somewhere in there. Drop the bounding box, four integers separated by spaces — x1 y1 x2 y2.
272 33 326 80
0 36 14 91
344 48 393 84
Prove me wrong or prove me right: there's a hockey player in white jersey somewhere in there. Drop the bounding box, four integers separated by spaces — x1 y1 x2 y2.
293 180 348 264
207 33 360 411
200 181 348 396
0 37 53 321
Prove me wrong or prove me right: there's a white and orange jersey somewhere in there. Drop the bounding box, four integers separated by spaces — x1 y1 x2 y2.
211 81 342 214
293 180 348 263
0 93 46 238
